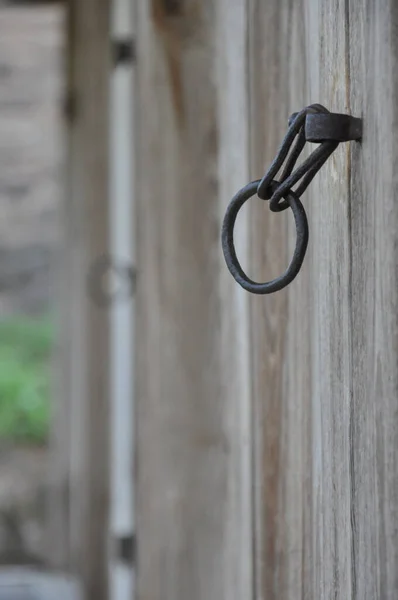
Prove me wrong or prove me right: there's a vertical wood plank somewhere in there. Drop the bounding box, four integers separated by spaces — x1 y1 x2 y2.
48 1 111 598
248 2 312 599
135 1 252 599
241 1 398 598
69 0 111 596
349 2 398 598
305 1 353 598
216 1 252 598
249 0 353 598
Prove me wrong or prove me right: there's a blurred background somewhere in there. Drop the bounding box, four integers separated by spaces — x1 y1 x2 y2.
0 0 263 598
0 0 63 572
0 0 74 596
0 0 120 595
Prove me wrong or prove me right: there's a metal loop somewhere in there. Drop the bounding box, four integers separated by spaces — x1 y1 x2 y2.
268 139 338 211
221 105 362 294
221 179 308 294
257 104 330 211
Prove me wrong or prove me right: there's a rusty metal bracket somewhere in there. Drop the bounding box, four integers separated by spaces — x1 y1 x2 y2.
221 104 362 295
305 112 362 142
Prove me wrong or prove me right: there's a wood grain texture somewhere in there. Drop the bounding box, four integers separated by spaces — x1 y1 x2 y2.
48 0 111 597
249 0 354 598
306 1 353 598
349 1 398 598
248 1 312 598
251 0 398 598
69 0 111 592
136 1 398 598
135 1 252 599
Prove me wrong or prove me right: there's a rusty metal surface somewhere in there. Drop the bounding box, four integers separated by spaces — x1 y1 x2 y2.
305 112 362 142
256 104 340 211
221 104 362 294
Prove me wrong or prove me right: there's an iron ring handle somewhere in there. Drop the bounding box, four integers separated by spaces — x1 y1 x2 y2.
221 179 309 294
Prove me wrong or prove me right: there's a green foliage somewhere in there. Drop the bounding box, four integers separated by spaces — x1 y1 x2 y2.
0 315 53 444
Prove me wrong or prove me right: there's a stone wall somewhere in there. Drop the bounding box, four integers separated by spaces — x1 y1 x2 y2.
0 4 64 316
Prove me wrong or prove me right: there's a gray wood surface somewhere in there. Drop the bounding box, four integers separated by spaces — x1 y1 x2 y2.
67 0 110 597
248 2 312 598
307 2 353 597
135 1 252 599
249 1 398 598
349 2 398 598
48 0 111 598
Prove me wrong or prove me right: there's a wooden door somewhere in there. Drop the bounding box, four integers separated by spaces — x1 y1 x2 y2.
52 0 397 598
249 2 398 599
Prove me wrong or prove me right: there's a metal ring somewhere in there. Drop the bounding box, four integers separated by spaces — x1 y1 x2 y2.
221 179 309 294
257 104 330 212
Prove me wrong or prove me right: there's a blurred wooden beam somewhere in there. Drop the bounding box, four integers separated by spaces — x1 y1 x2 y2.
47 1 110 599
135 1 252 599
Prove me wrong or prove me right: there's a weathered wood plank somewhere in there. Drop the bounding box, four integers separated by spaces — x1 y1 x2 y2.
69 0 111 594
349 2 398 598
306 1 353 598
248 1 311 598
215 1 252 598
48 1 111 598
135 1 252 599
249 0 354 597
